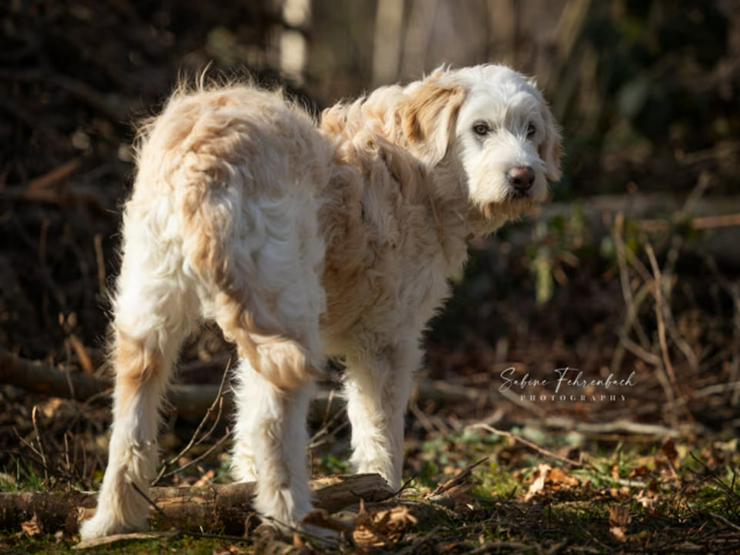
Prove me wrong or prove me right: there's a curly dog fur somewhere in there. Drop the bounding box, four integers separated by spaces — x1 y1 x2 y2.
81 64 562 539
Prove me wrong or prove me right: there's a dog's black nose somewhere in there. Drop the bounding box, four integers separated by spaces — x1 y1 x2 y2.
507 166 535 192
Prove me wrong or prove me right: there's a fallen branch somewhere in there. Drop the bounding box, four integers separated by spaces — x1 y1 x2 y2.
0 349 700 441
0 348 109 404
470 424 584 468
0 69 129 121
533 416 683 438
0 348 500 423
0 347 231 421
469 424 650 489
0 474 392 535
640 212 740 231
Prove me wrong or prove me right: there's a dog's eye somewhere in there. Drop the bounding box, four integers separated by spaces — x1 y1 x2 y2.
526 123 536 138
472 122 490 136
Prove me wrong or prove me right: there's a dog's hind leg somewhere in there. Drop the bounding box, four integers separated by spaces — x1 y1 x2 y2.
80 202 197 540
344 339 420 489
188 188 325 531
212 279 322 530
230 356 316 528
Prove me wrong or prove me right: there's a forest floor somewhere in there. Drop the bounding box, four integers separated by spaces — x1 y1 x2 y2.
1 424 739 554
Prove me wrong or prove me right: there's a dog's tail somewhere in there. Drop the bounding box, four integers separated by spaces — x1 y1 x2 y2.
136 86 323 391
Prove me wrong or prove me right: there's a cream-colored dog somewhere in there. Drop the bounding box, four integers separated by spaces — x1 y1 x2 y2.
81 64 561 539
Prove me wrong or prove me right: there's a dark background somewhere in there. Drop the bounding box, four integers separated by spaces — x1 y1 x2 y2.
1 0 739 520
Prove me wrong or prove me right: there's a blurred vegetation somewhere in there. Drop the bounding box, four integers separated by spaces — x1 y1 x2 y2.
1 2 739 551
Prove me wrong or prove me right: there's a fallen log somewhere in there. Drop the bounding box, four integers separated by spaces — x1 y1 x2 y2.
0 347 229 421
0 347 491 423
0 474 392 536
0 348 108 404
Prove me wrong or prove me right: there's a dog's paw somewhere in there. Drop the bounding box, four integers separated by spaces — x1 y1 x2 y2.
79 509 148 540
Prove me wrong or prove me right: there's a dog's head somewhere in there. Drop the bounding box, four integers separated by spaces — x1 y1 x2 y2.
402 65 562 221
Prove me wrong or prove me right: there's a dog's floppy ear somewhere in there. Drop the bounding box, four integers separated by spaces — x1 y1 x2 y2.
402 82 466 166
540 102 563 181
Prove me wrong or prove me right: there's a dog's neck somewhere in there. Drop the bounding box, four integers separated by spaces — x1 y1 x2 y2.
425 158 524 273
318 93 530 279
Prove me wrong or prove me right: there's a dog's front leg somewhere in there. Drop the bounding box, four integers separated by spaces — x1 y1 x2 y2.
343 340 420 489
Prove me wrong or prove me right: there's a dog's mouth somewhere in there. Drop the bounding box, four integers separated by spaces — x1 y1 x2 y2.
506 184 550 205
509 189 530 200
481 196 537 220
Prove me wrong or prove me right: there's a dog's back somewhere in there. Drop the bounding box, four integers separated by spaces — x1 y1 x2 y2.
130 85 333 388
80 85 333 538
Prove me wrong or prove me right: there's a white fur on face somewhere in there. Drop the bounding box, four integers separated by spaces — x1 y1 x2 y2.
450 65 559 209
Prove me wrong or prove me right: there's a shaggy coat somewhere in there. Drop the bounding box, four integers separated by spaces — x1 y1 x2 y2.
81 65 562 539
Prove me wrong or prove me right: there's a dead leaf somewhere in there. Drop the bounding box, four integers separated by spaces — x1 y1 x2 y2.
21 513 42 537
524 464 580 501
193 469 215 487
213 545 242 555
292 532 305 550
609 505 631 527
608 505 631 543
40 398 64 419
610 526 627 543
635 490 659 512
77 506 94 525
548 467 579 488
524 463 550 501
352 502 418 551
629 465 651 479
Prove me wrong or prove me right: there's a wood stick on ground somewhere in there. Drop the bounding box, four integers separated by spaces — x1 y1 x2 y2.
5 348 697 439
0 474 392 536
427 457 489 498
534 416 683 438
470 423 584 468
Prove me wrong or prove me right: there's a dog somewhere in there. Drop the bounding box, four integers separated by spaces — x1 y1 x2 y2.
80 64 561 539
